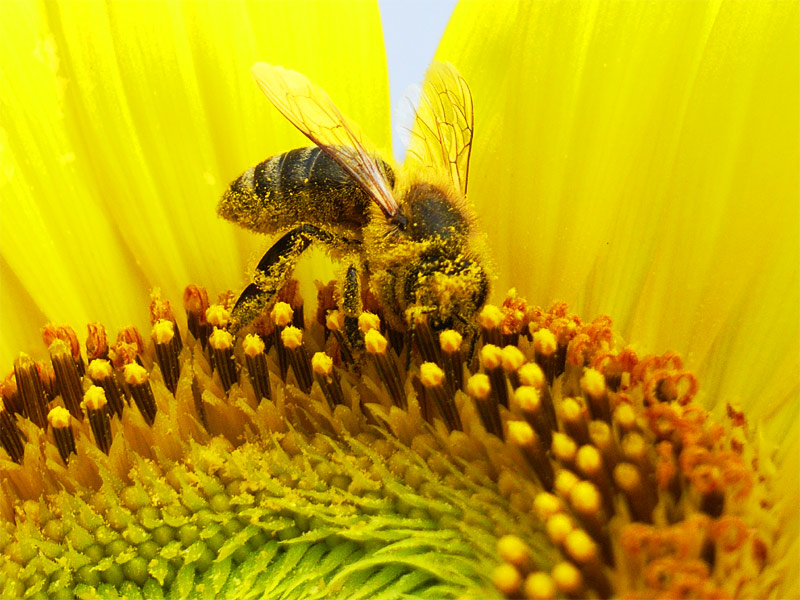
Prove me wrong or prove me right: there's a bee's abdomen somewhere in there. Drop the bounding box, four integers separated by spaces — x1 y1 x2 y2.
218 147 381 234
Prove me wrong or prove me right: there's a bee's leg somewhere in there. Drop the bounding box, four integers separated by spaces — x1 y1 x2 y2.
231 224 332 330
341 265 363 349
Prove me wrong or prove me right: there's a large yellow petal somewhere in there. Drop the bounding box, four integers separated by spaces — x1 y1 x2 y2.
0 0 389 366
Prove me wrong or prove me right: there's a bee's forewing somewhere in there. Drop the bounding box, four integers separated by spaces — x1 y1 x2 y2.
404 61 474 197
251 63 399 217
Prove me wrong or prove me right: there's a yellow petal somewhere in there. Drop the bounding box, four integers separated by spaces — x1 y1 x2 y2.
0 0 388 366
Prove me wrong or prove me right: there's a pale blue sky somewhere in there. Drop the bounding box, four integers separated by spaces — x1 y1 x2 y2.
378 0 458 159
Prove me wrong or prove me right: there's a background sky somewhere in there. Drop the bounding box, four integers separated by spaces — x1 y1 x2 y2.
378 0 458 160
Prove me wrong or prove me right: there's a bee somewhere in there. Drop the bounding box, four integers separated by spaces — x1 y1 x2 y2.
218 62 488 346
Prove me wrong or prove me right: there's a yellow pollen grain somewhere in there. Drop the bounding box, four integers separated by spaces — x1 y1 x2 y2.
508 420 534 446
515 386 540 411
497 534 531 569
47 406 70 429
480 344 503 370
533 329 557 355
533 492 564 519
439 329 462 353
524 572 556 600
478 304 503 330
205 304 230 328
270 301 293 327
576 445 602 475
123 362 149 385
491 563 522 597
82 385 108 411
466 373 491 400
564 529 598 563
242 334 265 357
518 362 545 388
87 358 113 380
325 310 343 332
580 367 605 398
545 513 574 544
569 481 601 514
311 352 333 376
551 561 583 595
501 345 525 372
554 470 580 497
151 319 174 345
419 362 444 388
358 312 380 334
364 329 388 354
281 326 303 349
209 328 233 351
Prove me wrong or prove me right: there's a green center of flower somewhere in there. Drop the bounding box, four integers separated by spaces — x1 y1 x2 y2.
0 282 784 599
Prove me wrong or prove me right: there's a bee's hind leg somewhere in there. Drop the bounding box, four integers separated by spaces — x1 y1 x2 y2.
341 265 363 349
231 224 333 331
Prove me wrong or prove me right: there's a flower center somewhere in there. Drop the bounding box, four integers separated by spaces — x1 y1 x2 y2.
0 282 784 598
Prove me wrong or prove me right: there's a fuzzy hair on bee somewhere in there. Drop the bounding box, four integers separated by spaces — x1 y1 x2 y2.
218 61 490 347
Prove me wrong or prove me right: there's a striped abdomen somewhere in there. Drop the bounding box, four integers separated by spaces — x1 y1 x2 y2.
218 146 393 235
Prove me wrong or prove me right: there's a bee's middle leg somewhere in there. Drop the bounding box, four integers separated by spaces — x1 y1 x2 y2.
231 224 332 330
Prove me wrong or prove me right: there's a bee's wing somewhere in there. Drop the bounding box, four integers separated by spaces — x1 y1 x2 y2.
251 63 399 218
404 61 474 197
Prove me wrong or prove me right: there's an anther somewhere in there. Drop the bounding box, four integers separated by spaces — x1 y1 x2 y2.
206 304 231 330
567 480 613 563
243 334 271 401
86 322 109 361
86 359 126 418
271 301 293 380
523 572 556 600
580 368 610 422
123 363 157 425
83 386 112 454
501 345 525 389
545 513 575 547
479 304 503 347
0 372 19 416
551 561 584 599
183 285 211 348
552 432 578 471
420 362 461 431
613 402 639 435
497 534 534 574
508 421 554 491
576 444 615 516
466 373 503 440
481 344 509 408
515 386 553 448
518 362 557 430
48 339 84 419
533 492 564 520
439 329 464 393
563 529 612 598
358 311 380 335
365 329 406 410
13 354 48 429
209 328 239 393
152 320 181 395
326 310 353 365
114 327 145 366
559 398 590 446
281 326 313 393
613 462 655 523
0 398 26 463
311 352 344 409
621 431 653 477
492 562 522 598
532 328 558 384
42 324 85 376
588 421 619 473
47 406 74 463
150 289 182 352
412 315 441 364
554 469 580 499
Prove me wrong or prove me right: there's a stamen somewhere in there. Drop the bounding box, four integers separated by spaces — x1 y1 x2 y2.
209 328 239 393
123 363 157 425
545 513 574 547
150 288 182 352
466 373 503 440
575 444 615 516
365 329 406 410
497 534 534 574
481 344 509 408
479 304 503 346
519 362 557 430
42 324 85 376
114 327 145 367
500 345 525 389
412 315 440 364
86 359 126 418
614 462 655 523
47 406 74 463
551 561 584 598
281 326 313 393
533 492 564 521
357 311 380 334
271 301 293 380
183 285 211 348
151 320 181 395
86 322 109 361
563 529 612 598
419 362 461 431
532 328 558 384
83 386 112 454
580 368 610 422
0 372 19 416
439 329 463 394
206 304 231 330
559 397 590 446
312 352 344 410
14 354 48 428
492 562 522 598
523 571 556 600
514 386 553 448
325 310 353 365
507 421 554 491
551 432 578 471
243 334 271 401
48 339 84 419
567 481 613 563
613 402 639 435
588 421 619 473
0 398 25 463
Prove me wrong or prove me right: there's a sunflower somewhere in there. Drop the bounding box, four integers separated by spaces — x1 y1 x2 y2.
1 1 797 599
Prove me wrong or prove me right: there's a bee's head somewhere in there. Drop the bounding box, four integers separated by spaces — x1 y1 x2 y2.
404 250 489 333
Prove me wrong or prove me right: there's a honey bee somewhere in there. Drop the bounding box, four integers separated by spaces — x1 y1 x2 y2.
218 62 488 346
